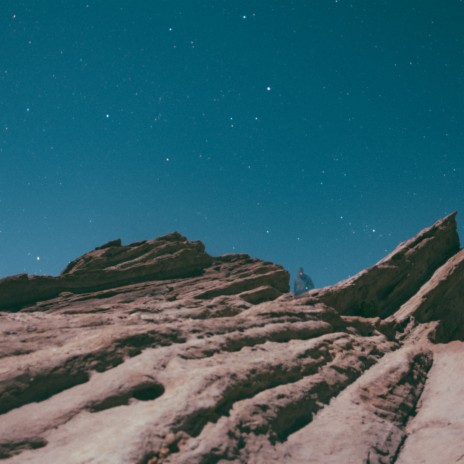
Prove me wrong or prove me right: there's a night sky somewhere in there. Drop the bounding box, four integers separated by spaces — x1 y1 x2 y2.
1 1 463 288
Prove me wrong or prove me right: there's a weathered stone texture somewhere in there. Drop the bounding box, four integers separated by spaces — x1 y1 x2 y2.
309 212 460 318
0 213 463 463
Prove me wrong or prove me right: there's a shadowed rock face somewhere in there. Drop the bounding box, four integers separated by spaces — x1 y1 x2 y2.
308 212 460 318
0 214 463 464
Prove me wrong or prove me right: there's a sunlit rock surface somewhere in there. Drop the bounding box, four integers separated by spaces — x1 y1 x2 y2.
0 214 463 463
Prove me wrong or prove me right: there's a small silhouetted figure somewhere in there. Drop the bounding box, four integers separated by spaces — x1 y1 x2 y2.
294 267 314 296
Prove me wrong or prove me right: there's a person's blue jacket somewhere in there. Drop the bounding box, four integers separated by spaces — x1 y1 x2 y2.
294 267 314 295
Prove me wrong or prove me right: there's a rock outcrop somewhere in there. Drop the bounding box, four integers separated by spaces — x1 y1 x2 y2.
0 213 463 463
308 212 460 318
0 233 215 311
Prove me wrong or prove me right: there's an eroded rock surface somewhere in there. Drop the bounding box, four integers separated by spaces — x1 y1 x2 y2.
0 233 214 311
309 212 460 318
0 213 463 463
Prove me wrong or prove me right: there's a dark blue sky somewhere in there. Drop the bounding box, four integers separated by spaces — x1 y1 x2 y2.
1 1 463 287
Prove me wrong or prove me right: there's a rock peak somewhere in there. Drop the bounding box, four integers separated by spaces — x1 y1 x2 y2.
309 212 460 318
0 233 288 311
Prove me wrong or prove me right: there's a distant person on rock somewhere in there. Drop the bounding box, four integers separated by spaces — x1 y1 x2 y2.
294 267 314 296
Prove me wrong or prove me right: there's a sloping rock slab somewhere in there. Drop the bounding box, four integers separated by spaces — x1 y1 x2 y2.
309 213 460 318
388 248 464 342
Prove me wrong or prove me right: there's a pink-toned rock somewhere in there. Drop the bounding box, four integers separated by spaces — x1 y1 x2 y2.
0 214 463 463
388 247 464 342
309 212 460 318
395 341 464 464
0 233 214 311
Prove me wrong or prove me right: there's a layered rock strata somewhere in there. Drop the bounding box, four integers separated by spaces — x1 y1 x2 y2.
309 212 460 318
0 213 463 463
0 233 215 311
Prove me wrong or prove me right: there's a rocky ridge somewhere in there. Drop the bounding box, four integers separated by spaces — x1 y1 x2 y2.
0 214 463 463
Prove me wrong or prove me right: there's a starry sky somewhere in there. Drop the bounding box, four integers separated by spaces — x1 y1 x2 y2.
1 1 463 288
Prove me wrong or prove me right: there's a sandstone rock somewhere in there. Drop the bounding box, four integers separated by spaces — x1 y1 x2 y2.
309 212 460 318
395 341 464 464
388 248 464 342
0 233 214 311
272 346 432 464
0 214 463 463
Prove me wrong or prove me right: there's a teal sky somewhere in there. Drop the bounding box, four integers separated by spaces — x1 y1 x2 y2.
1 1 463 287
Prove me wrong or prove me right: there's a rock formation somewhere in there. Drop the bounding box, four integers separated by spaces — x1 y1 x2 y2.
0 214 463 463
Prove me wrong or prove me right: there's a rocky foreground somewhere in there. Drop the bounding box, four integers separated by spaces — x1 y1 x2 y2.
0 213 463 463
